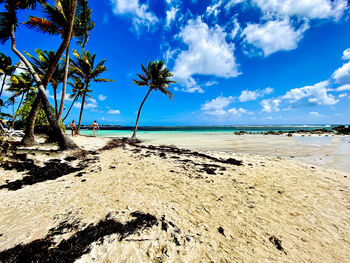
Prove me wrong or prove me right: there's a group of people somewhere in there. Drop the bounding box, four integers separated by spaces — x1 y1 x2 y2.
70 120 100 137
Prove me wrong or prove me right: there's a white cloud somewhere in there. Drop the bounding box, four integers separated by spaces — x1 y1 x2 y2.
261 99 281 112
282 80 338 106
73 98 98 109
201 95 234 111
98 94 107 101
242 19 309 56
342 48 350 60
225 0 244 10
107 109 121 114
239 87 273 102
110 0 158 32
165 6 179 28
309 111 325 117
206 0 222 17
338 93 347 98
332 60 350 84
227 107 249 116
172 18 240 92
252 0 347 20
336 84 350 91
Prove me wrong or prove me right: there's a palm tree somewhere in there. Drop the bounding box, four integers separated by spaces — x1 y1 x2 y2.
25 49 65 116
0 0 78 149
24 0 94 121
69 49 113 134
62 77 86 122
0 52 18 98
7 72 35 123
132 60 176 139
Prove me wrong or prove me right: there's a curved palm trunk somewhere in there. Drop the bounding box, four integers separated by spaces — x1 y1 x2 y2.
62 94 77 122
57 43 71 121
76 93 86 134
16 0 78 149
53 83 58 116
10 16 77 150
0 74 7 98
131 89 152 139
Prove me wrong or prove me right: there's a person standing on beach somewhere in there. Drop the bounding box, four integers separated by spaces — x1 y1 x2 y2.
70 120 76 137
90 120 99 137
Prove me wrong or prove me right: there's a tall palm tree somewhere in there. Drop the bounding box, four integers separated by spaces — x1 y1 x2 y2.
0 0 78 149
24 0 94 121
69 49 113 134
62 77 86 122
25 49 65 116
8 72 36 123
132 60 176 139
0 52 18 98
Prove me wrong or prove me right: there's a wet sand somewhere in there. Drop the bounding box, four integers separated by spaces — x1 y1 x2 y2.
0 136 349 262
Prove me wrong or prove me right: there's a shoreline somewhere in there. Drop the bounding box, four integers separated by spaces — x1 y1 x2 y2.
0 136 349 262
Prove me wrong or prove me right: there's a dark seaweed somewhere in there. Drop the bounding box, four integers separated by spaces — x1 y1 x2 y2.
0 212 157 263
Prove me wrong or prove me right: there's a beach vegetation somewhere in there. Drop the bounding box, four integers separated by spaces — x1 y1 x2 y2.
131 60 175 139
0 0 78 149
0 52 18 110
69 49 113 134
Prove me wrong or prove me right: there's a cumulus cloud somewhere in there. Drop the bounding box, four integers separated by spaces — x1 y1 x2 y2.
201 95 249 116
242 19 309 56
227 107 249 116
73 98 98 109
338 93 347 98
110 0 158 32
172 18 240 92
239 87 273 102
201 96 234 111
98 94 107 101
225 0 245 10
336 84 350 91
282 80 338 106
107 109 121 114
261 99 281 112
252 0 347 20
342 48 350 60
332 60 350 84
206 0 222 17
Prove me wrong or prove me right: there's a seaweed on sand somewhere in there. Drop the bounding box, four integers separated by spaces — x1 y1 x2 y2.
0 158 86 191
0 212 157 263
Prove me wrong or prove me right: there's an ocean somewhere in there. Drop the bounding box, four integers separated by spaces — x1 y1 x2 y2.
72 125 335 137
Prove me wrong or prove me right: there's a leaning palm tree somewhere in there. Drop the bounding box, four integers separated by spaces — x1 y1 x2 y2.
0 0 78 149
24 0 94 121
132 60 176 139
69 49 113 134
62 77 86 122
8 72 36 123
25 49 65 116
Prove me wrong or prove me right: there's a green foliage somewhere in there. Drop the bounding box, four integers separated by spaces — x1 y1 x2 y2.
14 92 65 132
133 60 176 100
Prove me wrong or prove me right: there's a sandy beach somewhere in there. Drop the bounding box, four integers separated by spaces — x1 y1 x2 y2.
0 135 349 262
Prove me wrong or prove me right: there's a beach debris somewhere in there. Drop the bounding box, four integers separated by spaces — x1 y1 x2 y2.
269 236 287 254
217 227 225 237
0 158 86 191
0 212 157 263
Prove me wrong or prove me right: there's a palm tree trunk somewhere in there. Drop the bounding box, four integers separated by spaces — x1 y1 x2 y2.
53 84 58 116
14 93 25 120
131 89 152 139
0 74 7 98
57 43 71 121
76 93 86 134
62 94 77 122
9 16 77 150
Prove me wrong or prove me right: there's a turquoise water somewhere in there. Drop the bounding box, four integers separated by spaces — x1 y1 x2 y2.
68 125 335 137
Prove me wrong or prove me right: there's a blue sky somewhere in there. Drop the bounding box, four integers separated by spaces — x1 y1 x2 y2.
1 0 350 125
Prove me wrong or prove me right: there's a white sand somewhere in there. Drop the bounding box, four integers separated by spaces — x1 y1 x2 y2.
0 135 349 262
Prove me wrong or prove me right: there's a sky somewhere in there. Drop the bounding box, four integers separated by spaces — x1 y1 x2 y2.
1 0 350 126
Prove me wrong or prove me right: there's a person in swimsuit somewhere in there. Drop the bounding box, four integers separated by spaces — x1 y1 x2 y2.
90 120 99 137
70 120 76 137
